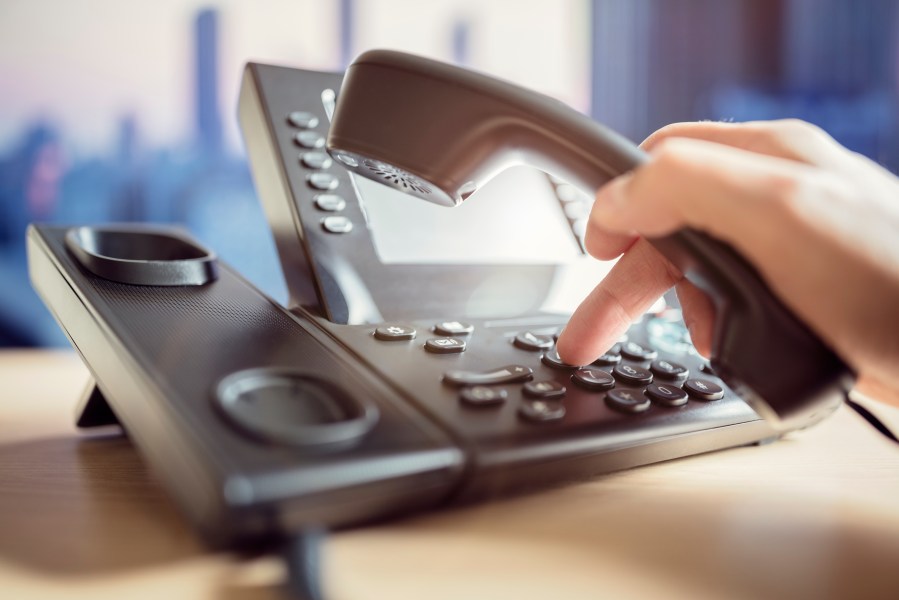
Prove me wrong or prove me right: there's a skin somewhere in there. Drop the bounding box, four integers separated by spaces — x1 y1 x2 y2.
555 119 899 408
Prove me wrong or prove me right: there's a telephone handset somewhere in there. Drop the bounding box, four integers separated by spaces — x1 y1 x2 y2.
327 49 854 430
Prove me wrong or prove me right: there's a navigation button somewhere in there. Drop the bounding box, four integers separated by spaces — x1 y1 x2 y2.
513 331 554 351
518 399 566 423
443 365 533 387
434 321 474 336
425 337 466 354
460 386 507 407
523 380 566 399
374 325 416 341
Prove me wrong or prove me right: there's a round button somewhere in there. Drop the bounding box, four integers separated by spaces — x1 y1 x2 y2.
684 378 724 401
307 173 339 191
215 369 378 447
572 367 615 391
434 321 474 336
541 349 580 370
612 363 653 386
513 331 554 351
460 386 507 407
301 152 333 169
287 111 319 129
645 383 689 407
294 131 325 148
314 194 346 212
592 345 622 366
425 337 466 354
650 359 689 381
620 341 658 361
322 215 352 233
518 399 566 423
523 380 566 399
605 389 651 414
374 325 416 341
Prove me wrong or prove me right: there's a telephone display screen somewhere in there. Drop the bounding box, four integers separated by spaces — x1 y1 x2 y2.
352 166 585 265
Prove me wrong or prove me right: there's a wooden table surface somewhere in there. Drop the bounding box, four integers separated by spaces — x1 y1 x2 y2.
2 349 899 599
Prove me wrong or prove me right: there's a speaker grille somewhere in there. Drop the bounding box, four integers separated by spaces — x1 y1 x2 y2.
362 159 432 195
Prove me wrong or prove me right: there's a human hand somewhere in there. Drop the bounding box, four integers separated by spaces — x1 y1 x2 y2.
555 120 899 405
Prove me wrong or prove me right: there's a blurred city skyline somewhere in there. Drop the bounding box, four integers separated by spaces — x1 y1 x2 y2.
0 0 897 346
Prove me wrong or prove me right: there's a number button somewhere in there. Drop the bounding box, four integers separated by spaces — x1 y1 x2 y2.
684 378 724 401
605 389 651 414
650 359 689 381
620 341 658 361
592 344 622 366
612 364 653 386
572 367 615 391
519 399 566 423
645 383 689 407
522 380 566 399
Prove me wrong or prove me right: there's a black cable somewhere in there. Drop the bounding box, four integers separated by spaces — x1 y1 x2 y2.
283 527 328 600
846 397 899 445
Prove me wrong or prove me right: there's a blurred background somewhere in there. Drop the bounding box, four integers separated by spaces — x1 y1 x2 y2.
1 0 897 347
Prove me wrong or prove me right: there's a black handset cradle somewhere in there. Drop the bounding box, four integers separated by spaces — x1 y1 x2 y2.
25 54 849 553
326 50 854 430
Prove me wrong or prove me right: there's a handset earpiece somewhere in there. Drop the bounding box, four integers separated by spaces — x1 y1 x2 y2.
327 49 854 431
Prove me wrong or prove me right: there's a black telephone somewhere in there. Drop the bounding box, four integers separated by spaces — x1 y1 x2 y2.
26 51 850 551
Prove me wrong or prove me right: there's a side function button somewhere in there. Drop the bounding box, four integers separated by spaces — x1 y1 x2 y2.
684 378 724 401
307 173 339 191
425 337 466 354
287 111 319 129
374 325 416 341
620 341 658 361
321 215 352 233
301 152 333 170
542 349 580 370
519 399 566 423
572 367 614 391
443 365 533 387
294 131 325 148
513 331 554 351
314 194 346 212
434 321 474 336
523 380 566 399
612 364 653 386
605 389 651 414
592 345 622 366
650 359 689 381
645 383 688 407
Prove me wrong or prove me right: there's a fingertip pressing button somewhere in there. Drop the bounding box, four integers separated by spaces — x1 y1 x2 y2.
542 348 581 370
572 367 615 391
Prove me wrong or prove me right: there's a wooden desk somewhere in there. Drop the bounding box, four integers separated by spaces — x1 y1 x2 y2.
2 349 898 599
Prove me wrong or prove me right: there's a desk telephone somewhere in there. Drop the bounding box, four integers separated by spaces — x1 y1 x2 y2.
28 51 852 549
